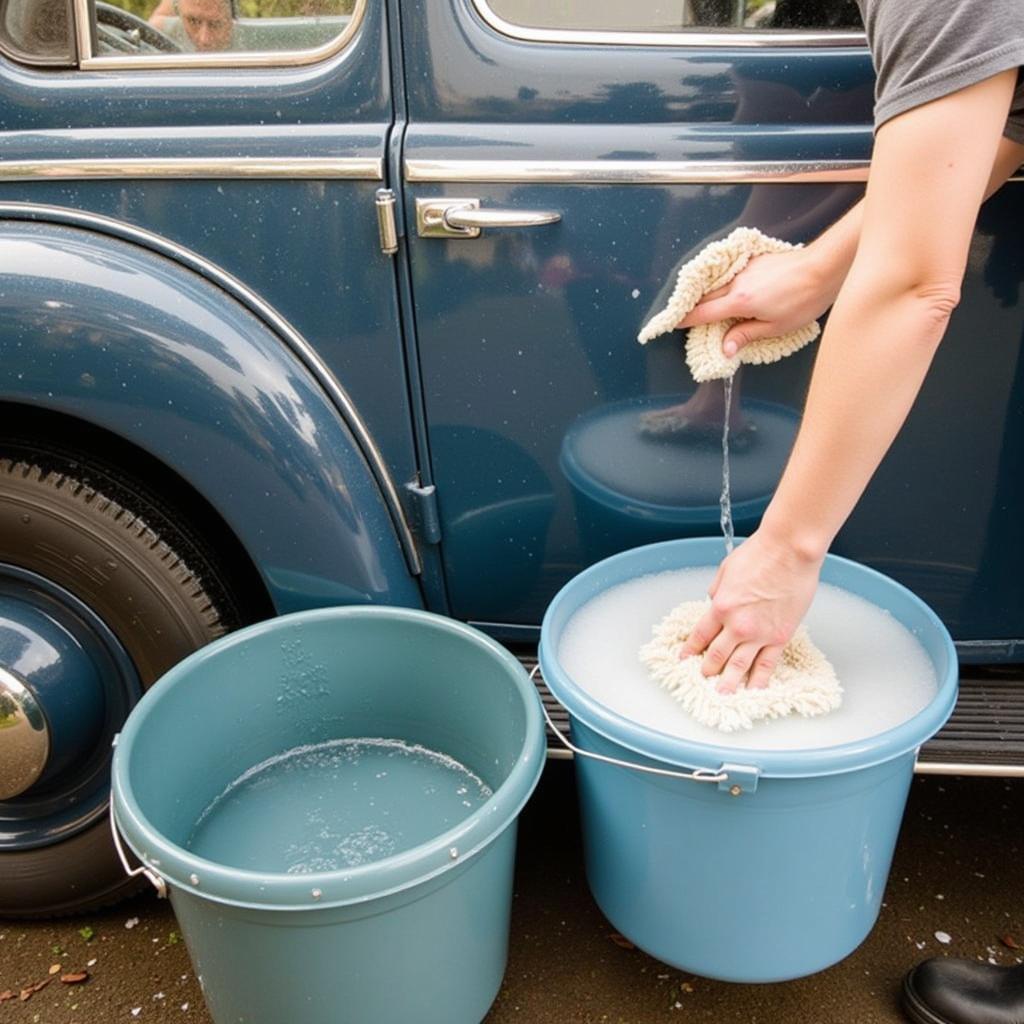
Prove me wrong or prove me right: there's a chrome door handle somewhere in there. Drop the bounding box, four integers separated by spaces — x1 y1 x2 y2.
416 198 561 239
445 206 561 230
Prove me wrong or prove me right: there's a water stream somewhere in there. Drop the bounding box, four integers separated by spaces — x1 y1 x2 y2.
719 375 734 554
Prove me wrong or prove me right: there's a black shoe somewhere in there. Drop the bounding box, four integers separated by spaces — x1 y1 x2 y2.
902 957 1024 1024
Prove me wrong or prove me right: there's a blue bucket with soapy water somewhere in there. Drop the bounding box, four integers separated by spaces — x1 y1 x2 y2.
538 537 957 983
111 607 545 1024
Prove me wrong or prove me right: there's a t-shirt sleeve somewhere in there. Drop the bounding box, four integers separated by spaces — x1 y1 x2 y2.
859 0 1024 133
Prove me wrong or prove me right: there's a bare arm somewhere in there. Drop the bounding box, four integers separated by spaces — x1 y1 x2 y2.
679 134 1022 353
683 70 1023 693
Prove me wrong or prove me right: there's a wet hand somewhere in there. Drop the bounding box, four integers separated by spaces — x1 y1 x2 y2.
675 249 835 357
681 531 823 693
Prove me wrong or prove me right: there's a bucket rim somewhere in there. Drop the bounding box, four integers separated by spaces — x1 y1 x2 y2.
538 538 959 779
111 606 545 911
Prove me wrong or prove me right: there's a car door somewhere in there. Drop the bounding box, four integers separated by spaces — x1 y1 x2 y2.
400 0 1024 661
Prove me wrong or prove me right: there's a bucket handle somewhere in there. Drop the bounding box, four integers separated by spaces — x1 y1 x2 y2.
109 800 168 899
531 665 732 788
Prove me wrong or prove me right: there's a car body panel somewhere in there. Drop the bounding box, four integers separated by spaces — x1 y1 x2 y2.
0 216 422 612
399 1 1024 656
0 0 1020 652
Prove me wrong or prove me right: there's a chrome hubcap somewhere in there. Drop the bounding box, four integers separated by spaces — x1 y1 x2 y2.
0 665 49 800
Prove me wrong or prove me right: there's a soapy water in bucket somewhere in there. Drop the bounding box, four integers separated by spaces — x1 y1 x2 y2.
187 739 492 874
557 566 937 750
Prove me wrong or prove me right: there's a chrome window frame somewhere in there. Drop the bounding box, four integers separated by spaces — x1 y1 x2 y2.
470 0 866 48
73 0 366 70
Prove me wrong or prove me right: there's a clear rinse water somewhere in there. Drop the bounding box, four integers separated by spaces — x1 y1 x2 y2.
720 377 734 554
557 566 938 749
187 739 493 874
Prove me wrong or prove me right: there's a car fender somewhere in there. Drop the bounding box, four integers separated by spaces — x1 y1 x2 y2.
0 213 422 613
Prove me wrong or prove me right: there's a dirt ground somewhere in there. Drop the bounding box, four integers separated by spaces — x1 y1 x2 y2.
1 767 1021 1024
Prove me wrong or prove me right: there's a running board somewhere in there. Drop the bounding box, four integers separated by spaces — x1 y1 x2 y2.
521 658 1024 778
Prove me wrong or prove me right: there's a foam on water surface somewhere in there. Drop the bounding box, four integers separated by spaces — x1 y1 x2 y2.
187 738 492 875
556 567 938 750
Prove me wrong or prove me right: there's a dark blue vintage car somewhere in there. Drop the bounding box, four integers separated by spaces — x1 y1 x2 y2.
0 0 1021 916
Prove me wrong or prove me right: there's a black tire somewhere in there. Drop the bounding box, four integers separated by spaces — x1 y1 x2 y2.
0 445 245 917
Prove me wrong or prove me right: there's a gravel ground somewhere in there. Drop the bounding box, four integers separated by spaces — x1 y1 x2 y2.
1 768 1021 1024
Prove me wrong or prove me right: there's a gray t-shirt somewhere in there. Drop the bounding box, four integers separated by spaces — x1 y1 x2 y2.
856 0 1024 142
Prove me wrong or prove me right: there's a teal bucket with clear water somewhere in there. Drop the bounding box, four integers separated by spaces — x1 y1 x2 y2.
539 537 958 983
111 607 544 1024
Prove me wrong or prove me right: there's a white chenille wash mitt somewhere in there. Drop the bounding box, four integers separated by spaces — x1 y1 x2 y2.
637 227 821 382
640 600 842 732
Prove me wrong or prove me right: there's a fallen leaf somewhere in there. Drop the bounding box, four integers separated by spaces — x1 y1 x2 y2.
32 979 51 993
60 972 89 985
608 932 635 950
19 988 32 1001
49 964 61 975
1001 934 1020 950
0 990 12 1002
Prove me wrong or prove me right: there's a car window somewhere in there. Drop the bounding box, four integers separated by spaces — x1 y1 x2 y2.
92 0 355 57
0 0 74 64
479 0 863 34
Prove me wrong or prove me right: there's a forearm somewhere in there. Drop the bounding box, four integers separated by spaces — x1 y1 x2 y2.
802 200 863 310
760 83 1022 563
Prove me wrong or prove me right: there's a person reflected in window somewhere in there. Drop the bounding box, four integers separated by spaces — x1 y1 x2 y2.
149 0 234 51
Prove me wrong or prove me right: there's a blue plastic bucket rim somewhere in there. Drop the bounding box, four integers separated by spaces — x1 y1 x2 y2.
111 606 545 912
538 538 959 780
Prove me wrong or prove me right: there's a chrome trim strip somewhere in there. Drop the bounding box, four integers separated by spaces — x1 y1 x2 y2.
470 0 866 48
405 158 871 185
74 0 366 70
0 202 421 576
0 157 382 182
915 761 1024 778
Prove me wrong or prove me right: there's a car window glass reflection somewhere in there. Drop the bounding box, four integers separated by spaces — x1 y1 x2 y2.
93 0 356 56
484 0 863 33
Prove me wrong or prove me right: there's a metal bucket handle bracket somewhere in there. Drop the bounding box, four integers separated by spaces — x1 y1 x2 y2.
109 802 168 898
109 736 168 898
531 667 759 795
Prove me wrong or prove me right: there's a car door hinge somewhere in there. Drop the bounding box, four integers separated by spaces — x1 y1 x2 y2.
375 188 399 255
405 480 441 545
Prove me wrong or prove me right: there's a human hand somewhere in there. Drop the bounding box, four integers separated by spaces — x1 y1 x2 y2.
676 248 837 357
682 530 824 694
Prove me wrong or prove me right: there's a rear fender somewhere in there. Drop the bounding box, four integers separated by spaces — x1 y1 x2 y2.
0 213 422 613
